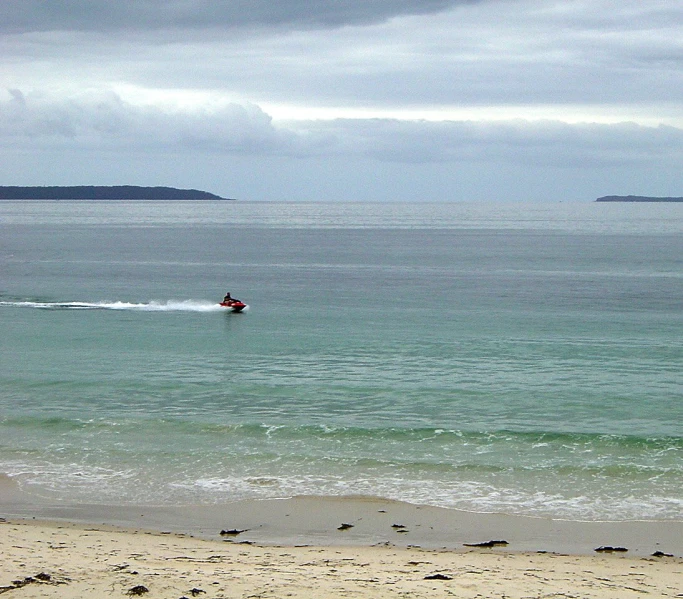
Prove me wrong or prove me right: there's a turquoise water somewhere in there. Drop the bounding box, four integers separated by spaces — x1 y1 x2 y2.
1 200 681 520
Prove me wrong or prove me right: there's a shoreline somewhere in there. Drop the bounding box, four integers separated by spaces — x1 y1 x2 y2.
2 476 681 558
2 478 682 598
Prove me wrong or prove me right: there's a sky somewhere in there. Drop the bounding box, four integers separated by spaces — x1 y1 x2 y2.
1 0 681 202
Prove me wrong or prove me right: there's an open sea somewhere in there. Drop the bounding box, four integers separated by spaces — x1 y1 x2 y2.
1 200 681 522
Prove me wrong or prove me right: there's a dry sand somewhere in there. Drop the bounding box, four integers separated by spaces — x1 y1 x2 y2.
1 517 681 599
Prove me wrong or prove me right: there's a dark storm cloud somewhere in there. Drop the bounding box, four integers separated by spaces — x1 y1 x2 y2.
0 0 477 33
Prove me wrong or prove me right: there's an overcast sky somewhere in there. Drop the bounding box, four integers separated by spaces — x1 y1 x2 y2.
1 0 681 201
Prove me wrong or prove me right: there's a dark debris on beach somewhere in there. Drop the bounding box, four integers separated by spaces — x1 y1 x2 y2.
594 546 628 553
424 573 453 580
464 540 509 548
219 528 247 536
0 573 67 594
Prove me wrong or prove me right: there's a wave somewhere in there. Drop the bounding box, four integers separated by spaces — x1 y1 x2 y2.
3 416 681 446
0 299 237 312
2 417 681 519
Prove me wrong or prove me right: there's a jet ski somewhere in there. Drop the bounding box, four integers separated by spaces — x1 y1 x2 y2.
219 297 247 312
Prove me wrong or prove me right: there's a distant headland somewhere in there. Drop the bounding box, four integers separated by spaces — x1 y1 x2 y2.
0 186 233 200
596 195 683 203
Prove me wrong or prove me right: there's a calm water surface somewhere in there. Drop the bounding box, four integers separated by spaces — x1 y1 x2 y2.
1 201 681 520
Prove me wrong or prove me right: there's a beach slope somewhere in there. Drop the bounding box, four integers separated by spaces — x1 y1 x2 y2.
2 518 681 599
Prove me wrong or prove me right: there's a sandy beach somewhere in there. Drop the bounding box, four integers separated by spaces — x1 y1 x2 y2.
2 517 682 599
2 475 682 598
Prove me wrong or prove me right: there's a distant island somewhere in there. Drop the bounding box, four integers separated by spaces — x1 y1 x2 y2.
0 186 232 200
596 195 683 203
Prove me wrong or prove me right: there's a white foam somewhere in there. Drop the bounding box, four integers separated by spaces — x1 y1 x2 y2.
0 300 237 313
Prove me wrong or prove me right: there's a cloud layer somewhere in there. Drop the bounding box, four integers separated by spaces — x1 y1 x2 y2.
1 0 471 33
1 0 681 200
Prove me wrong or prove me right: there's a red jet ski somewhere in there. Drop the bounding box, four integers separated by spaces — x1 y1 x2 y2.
219 297 247 312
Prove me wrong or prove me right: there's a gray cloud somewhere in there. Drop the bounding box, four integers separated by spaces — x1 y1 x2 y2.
4 1 680 112
1 0 681 201
0 0 476 34
0 90 291 154
300 118 683 168
2 90 680 169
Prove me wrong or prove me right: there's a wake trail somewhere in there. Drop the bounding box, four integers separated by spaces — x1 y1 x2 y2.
0 300 234 312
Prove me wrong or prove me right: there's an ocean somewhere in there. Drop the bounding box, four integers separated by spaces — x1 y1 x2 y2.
1 200 681 522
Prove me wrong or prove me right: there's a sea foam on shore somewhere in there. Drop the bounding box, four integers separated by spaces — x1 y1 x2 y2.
2 474 682 558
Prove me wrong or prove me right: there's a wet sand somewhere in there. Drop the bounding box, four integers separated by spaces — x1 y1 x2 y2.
2 471 682 557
